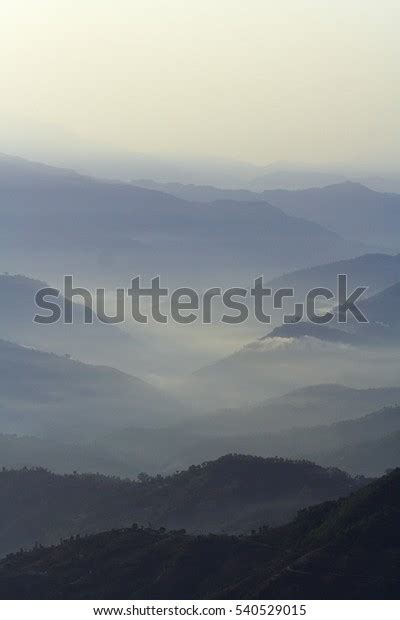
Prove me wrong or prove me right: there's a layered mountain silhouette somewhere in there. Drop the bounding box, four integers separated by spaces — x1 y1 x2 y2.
320 430 400 477
133 178 261 203
267 252 400 301
0 456 364 557
244 253 400 332
0 339 185 440
179 385 400 435
250 169 349 191
263 182 400 250
0 273 183 379
134 177 400 251
355 281 400 335
91 394 400 477
183 331 400 408
184 274 400 408
0 153 85 187
0 469 397 599
0 274 153 377
250 278 400 346
0 154 369 286
0 151 399 601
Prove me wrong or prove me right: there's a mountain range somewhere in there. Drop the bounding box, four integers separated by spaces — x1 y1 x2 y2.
134 177 400 251
0 274 154 377
0 468 397 599
0 338 185 441
262 182 400 250
181 273 400 408
90 395 400 478
179 384 400 435
0 151 399 602
0 154 370 288
0 455 364 557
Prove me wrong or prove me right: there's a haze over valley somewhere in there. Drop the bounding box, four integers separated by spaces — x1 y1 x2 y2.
1 0 400 601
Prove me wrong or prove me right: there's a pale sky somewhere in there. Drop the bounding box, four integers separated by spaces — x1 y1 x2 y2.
1 0 399 167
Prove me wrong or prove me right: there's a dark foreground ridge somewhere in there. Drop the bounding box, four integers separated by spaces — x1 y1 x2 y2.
0 455 364 556
0 468 398 599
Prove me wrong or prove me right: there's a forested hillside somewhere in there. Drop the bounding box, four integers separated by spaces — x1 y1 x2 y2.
0 469 397 599
0 455 364 556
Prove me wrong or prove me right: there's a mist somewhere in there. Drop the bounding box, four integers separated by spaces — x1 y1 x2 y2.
1 1 400 174
0 0 399 603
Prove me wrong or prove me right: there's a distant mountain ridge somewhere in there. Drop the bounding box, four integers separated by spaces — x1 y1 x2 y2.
183 327 400 409
262 182 400 250
133 177 400 251
183 273 400 408
93 392 400 477
319 429 400 476
357 281 400 328
0 154 370 286
0 153 86 187
1 400 399 478
178 384 400 435
266 252 400 300
0 338 186 440
0 274 149 376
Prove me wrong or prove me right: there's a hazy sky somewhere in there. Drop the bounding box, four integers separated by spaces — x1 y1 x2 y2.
1 0 399 167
